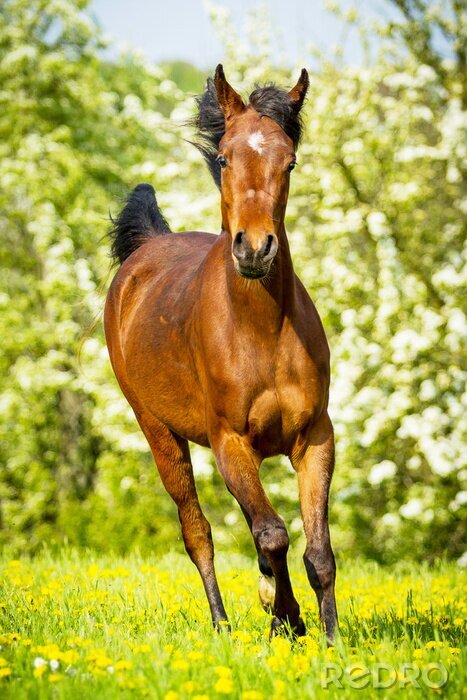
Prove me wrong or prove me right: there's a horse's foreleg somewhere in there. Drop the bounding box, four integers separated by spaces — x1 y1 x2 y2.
140 417 228 629
291 411 338 642
211 430 304 636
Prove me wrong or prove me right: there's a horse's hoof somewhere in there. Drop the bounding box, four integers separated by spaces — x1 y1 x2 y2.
258 574 275 612
213 619 231 633
269 615 306 639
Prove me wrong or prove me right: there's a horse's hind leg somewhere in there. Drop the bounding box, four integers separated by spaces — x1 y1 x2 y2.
291 411 338 642
139 415 228 629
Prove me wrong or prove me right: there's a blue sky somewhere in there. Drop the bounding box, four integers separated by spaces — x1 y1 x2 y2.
89 0 392 69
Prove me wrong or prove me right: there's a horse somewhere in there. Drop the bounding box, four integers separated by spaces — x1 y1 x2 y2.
104 65 338 641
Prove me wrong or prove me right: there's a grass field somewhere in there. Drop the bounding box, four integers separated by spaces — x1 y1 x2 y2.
0 550 465 698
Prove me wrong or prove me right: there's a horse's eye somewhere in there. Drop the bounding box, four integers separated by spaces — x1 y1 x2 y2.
287 161 296 172
217 155 227 169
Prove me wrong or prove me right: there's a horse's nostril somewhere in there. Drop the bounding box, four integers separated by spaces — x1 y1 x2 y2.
264 235 273 258
234 231 244 246
233 231 246 261
262 234 277 262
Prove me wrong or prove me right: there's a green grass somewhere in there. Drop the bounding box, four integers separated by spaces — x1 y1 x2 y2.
0 550 465 698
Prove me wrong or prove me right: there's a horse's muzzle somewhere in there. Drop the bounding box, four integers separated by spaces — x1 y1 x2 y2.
232 231 278 278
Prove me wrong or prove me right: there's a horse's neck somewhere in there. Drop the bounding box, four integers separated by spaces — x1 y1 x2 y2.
224 225 295 333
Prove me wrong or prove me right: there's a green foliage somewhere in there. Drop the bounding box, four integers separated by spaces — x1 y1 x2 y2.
0 0 465 563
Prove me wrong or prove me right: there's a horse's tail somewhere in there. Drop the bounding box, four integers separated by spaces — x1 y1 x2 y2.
109 183 171 265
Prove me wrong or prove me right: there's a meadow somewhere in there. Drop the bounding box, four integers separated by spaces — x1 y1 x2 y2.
1 2 465 698
0 550 465 699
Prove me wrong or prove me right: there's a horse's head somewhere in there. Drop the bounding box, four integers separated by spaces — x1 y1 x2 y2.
195 65 309 279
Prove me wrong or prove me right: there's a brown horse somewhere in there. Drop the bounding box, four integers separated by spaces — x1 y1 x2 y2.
104 65 338 640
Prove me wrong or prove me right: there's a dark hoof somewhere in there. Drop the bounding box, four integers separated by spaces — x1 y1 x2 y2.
270 615 306 639
213 619 231 633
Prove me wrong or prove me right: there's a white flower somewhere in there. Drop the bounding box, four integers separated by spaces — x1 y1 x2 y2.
382 512 400 527
457 551 467 568
367 211 390 238
450 491 467 512
447 308 467 334
400 498 423 519
407 455 422 471
191 446 214 478
368 460 397 485
120 476 134 491
224 511 238 526
419 380 437 401
49 659 59 671
33 657 47 668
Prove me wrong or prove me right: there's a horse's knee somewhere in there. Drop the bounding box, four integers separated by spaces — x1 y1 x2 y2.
256 523 289 561
303 547 335 593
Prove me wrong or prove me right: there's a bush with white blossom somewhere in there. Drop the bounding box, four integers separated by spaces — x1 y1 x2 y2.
0 0 465 563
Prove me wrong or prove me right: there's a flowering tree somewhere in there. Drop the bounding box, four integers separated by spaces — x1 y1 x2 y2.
0 0 465 562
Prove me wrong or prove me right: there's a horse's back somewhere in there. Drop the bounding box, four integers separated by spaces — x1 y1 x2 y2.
106 231 216 316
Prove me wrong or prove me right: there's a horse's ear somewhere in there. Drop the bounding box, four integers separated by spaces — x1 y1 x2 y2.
288 68 309 111
214 64 245 121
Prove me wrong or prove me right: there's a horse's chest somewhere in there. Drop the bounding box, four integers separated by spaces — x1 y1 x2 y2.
247 381 315 454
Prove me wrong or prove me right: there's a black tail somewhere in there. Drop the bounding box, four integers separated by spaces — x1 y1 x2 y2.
109 183 171 265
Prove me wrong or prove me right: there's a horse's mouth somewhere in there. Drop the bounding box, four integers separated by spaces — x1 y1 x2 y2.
235 264 269 280
239 269 266 279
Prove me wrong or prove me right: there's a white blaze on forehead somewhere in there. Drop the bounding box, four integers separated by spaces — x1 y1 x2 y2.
247 130 265 154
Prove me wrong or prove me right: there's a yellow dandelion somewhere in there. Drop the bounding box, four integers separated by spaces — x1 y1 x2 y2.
293 654 310 674
266 655 282 671
164 692 179 700
425 641 441 649
58 649 79 664
171 659 189 671
214 665 232 677
91 654 114 669
33 666 47 678
232 631 253 644
0 668 12 679
132 644 151 654
299 637 319 656
181 680 196 693
270 636 291 658
214 677 234 694
248 644 263 656
274 680 286 694
241 691 263 700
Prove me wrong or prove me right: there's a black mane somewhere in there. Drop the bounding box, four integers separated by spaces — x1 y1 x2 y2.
192 78 305 189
